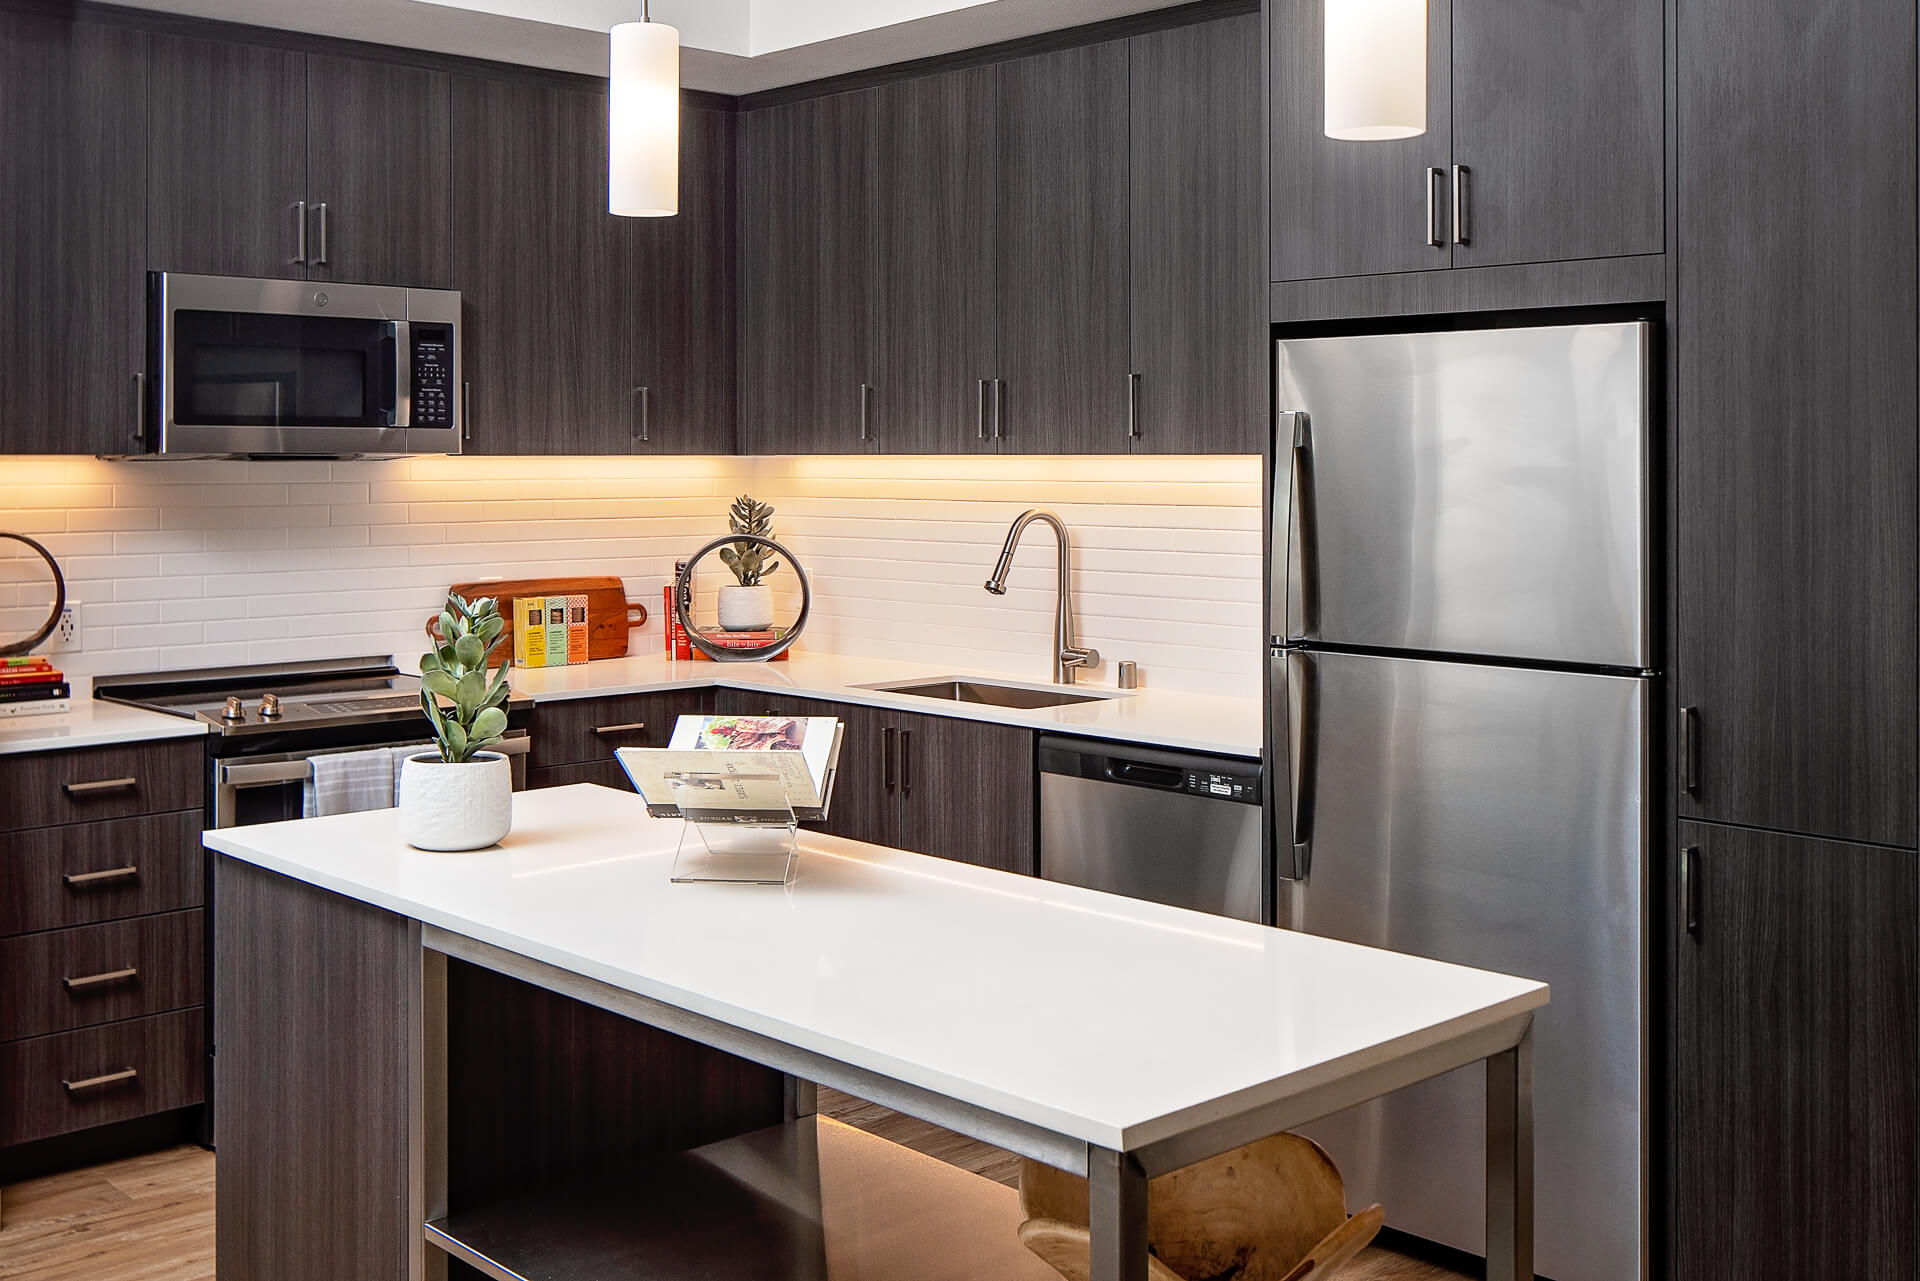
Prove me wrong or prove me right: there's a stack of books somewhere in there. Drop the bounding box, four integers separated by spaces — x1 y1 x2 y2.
0 656 72 717
511 594 590 668
691 627 792 663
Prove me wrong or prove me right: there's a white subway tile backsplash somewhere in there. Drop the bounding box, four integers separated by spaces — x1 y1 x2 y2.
0 453 1264 696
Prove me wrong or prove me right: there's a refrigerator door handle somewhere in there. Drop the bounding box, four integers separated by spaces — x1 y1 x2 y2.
1279 648 1317 880
1278 410 1318 643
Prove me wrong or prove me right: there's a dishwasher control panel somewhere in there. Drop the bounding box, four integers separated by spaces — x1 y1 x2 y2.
1192 771 1258 802
1037 736 1263 807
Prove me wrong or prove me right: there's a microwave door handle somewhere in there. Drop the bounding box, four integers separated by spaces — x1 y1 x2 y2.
389 320 411 428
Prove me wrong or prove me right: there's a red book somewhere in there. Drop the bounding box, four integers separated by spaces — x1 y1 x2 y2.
0 669 62 687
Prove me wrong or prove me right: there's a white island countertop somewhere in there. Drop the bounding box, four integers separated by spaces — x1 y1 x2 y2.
0 698 206 756
206 784 1545 1154
508 651 1262 759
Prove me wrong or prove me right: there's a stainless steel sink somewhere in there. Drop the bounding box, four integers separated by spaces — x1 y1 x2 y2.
858 678 1123 710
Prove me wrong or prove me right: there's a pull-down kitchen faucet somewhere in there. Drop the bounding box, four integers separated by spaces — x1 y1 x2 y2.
984 509 1099 684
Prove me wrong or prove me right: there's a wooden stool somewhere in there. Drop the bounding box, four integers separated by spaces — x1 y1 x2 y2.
1017 1133 1384 1281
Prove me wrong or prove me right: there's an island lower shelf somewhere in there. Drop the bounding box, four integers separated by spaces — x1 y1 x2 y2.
424 1114 1060 1281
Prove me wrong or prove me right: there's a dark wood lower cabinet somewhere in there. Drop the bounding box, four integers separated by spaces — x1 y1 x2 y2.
1670 822 1918 1280
0 1008 204 1148
714 692 1033 873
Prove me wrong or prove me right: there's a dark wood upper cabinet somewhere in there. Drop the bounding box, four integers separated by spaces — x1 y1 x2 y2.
1268 0 1453 282
739 90 878 455
148 33 308 280
630 105 739 455
996 41 1131 455
305 55 452 289
875 66 1002 455
1270 0 1662 281
1451 0 1662 267
1128 12 1265 455
0 12 148 455
1674 0 1917 848
451 74 632 456
1669 823 1918 1280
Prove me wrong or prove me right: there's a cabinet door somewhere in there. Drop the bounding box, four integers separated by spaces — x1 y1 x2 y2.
630 104 737 455
875 66 1001 454
895 712 1034 875
306 54 452 289
452 76 632 455
713 693 891 848
1128 13 1264 455
1674 0 1917 846
1268 0 1453 282
148 34 308 280
0 13 147 455
1670 823 1918 1280
1451 0 1662 267
739 91 877 455
997 42 1130 454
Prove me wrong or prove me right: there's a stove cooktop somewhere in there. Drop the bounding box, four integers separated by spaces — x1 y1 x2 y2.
96 657 437 737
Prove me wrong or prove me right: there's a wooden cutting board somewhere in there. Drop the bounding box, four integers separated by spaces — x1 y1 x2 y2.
426 576 649 663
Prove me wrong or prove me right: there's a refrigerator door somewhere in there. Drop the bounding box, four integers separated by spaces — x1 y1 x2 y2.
1273 322 1651 668
1271 648 1646 1281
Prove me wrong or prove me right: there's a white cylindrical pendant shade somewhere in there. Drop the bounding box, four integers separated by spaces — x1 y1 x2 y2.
1324 0 1427 141
609 20 680 217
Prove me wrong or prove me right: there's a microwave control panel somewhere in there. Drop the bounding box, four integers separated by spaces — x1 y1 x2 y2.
411 325 454 429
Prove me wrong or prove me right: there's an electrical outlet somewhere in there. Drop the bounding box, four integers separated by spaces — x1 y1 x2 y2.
50 603 79 653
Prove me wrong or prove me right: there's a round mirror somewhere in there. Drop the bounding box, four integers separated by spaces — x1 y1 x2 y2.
0 533 65 657
672 534 810 662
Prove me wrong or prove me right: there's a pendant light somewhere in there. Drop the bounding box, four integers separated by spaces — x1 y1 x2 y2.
609 1 680 217
1324 0 1427 141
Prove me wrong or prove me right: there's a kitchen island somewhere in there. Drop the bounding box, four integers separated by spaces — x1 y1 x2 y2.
204 784 1546 1281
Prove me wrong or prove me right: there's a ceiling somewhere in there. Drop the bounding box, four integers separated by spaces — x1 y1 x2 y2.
107 0 1199 94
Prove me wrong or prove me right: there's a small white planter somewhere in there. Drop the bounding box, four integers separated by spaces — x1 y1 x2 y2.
398 750 513 852
717 583 775 631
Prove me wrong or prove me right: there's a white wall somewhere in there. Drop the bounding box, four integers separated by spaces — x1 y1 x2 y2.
0 453 1262 696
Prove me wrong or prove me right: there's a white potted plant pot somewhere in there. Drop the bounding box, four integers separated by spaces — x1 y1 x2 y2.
399 750 513 851
718 583 775 631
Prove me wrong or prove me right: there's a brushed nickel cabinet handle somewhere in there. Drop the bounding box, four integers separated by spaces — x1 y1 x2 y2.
311 201 329 266
131 371 147 451
978 379 991 440
463 382 473 442
63 777 137 797
1679 706 1699 795
292 200 308 265
1451 165 1470 246
590 722 649 736
1127 372 1142 439
63 1067 138 1093
64 866 139 888
882 726 897 792
1681 846 1701 934
859 382 874 442
993 379 1006 440
63 966 138 992
900 728 912 797
1425 168 1444 247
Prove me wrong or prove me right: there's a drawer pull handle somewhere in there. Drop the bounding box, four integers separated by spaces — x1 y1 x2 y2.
63 1067 138 1093
589 722 649 736
63 966 139 992
64 866 140 888
63 777 138 797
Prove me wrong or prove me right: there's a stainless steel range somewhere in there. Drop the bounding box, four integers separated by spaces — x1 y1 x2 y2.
96 655 531 827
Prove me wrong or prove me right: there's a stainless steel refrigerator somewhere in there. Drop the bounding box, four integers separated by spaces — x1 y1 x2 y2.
1269 322 1652 1281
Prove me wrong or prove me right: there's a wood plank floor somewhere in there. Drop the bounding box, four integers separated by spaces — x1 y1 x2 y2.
0 1101 1469 1280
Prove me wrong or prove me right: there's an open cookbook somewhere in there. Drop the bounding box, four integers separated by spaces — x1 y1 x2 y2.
615 714 845 821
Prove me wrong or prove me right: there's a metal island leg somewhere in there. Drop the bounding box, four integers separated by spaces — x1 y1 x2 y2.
1485 1020 1536 1281
1088 1146 1151 1281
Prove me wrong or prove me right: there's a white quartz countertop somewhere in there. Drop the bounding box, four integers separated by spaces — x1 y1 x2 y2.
508 652 1262 758
0 698 206 756
205 784 1547 1153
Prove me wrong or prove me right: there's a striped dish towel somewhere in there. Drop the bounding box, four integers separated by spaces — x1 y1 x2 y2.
303 747 397 818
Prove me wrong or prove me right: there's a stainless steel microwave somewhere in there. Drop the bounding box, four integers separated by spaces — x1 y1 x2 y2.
139 272 462 458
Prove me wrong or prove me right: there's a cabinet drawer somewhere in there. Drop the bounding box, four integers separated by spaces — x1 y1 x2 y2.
0 1007 204 1146
0 911 204 1042
0 811 204 937
527 760 633 791
529 690 710 769
0 739 202 832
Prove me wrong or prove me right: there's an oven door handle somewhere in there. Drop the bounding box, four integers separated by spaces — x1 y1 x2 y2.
218 735 530 787
389 320 412 428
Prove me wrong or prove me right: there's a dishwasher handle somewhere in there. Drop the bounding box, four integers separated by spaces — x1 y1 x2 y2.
1107 761 1186 790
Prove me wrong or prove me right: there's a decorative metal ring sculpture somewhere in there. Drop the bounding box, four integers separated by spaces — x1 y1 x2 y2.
0 533 65 657
673 534 810 663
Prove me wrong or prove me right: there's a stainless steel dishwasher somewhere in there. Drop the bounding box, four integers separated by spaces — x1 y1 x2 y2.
1037 737 1266 924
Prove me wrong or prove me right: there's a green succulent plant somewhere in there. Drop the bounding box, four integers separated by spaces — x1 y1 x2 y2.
417 592 512 764
719 494 782 587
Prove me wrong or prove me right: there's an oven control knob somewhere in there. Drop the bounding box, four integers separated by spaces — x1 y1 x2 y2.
221 696 246 722
259 693 283 719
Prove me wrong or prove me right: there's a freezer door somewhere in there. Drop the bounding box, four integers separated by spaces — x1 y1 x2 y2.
1273 322 1651 668
1271 650 1646 1281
